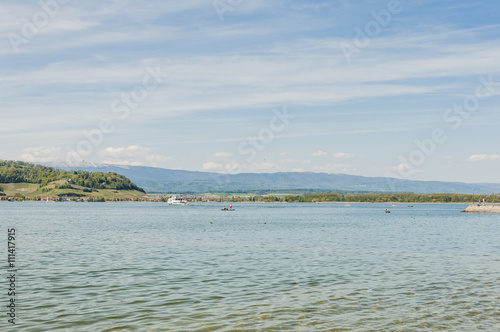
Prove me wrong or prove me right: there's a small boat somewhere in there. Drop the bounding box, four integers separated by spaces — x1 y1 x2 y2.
385 209 391 213
167 196 188 205
344 204 351 207
407 205 413 207
222 204 235 211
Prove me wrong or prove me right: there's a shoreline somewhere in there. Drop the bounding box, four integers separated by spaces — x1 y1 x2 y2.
0 201 475 205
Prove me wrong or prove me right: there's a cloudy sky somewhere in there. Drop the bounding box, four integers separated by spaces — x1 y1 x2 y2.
1 0 500 182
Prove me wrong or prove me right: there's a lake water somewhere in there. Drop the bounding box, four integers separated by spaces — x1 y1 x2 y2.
2 202 500 331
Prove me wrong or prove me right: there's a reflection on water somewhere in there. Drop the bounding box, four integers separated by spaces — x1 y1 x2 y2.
3 202 500 331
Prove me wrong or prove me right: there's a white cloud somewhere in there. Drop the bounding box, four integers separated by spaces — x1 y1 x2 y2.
213 152 233 158
333 152 356 159
4 29 500 125
100 145 172 166
202 162 225 172
312 150 327 157
390 164 412 172
102 160 146 166
466 154 500 162
7 32 497 117
40 19 99 35
18 147 64 163
101 145 149 158
292 168 305 172
16 146 172 167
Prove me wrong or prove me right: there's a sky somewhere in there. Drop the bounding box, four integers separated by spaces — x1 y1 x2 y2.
1 0 500 183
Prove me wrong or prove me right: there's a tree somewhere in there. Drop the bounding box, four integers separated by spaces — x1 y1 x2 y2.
13 193 24 201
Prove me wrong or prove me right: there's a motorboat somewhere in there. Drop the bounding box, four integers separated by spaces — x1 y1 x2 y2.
167 196 188 205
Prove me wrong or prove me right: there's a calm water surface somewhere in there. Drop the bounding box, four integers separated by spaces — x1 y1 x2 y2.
1 202 500 331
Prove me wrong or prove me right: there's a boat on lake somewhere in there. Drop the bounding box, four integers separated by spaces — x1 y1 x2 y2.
222 204 235 211
167 196 188 205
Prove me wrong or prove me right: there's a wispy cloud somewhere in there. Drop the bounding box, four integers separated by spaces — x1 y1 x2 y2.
3 29 500 126
100 146 172 166
213 152 233 158
202 162 225 172
333 152 356 159
17 147 65 163
312 150 327 157
466 154 500 162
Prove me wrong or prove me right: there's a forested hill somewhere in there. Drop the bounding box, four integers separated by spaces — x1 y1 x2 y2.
0 161 145 192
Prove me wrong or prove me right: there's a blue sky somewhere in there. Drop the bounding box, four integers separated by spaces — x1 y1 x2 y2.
1 0 500 183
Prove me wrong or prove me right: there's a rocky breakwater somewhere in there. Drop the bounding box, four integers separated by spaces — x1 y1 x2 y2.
464 205 500 213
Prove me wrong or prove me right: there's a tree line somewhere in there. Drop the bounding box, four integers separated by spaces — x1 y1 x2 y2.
228 192 500 203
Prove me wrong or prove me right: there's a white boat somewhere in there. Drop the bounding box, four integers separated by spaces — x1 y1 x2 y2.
167 196 188 205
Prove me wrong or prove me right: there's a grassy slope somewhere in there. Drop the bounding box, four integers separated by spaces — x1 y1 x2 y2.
1 182 147 200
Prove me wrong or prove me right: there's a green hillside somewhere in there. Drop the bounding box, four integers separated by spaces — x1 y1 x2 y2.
0 161 146 201
0 160 144 191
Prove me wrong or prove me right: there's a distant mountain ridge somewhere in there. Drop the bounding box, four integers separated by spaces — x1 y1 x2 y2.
40 162 500 194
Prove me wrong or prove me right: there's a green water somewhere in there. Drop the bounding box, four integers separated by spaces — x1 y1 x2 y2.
1 202 499 331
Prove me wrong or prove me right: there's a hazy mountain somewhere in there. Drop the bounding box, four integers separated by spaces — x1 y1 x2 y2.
41 162 500 194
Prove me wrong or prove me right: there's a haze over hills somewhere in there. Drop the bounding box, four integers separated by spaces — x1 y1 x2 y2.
41 162 500 195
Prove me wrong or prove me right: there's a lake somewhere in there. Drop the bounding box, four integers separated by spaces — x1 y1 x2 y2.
2 202 500 331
